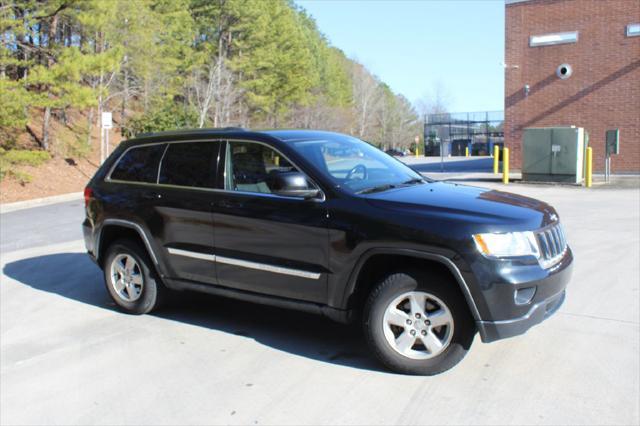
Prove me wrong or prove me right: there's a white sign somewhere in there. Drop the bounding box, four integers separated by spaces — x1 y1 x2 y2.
101 112 113 129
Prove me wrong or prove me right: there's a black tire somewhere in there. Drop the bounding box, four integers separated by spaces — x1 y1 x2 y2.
363 269 476 375
103 238 166 314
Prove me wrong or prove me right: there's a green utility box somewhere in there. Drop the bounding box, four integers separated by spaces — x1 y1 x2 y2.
522 127 588 184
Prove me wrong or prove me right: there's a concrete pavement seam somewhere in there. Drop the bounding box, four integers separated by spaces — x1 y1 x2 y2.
558 311 639 325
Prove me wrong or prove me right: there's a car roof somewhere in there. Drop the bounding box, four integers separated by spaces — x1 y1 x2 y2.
127 128 349 145
261 129 348 142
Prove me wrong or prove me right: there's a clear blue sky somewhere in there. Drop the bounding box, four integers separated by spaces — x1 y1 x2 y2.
295 0 505 113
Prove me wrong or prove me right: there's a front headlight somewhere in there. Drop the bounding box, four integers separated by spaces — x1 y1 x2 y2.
472 231 539 258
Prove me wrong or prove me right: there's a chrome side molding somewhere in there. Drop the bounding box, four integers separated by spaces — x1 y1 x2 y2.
167 247 216 262
167 247 321 280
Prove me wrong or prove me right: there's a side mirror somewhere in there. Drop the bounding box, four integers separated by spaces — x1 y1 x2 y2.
270 172 321 199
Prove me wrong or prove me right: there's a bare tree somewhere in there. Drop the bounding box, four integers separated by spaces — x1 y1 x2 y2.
377 91 419 150
191 59 240 128
415 80 453 118
192 63 217 128
287 97 353 132
351 62 382 138
389 94 419 150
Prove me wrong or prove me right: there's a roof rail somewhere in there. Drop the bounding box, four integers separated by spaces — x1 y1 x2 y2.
134 127 247 139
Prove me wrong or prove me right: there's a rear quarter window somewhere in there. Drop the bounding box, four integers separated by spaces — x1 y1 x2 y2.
109 144 166 183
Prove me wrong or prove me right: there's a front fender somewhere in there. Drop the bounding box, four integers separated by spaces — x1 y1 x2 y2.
337 247 483 325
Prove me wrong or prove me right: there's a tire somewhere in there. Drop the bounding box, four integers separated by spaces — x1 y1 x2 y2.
103 238 166 314
363 269 475 375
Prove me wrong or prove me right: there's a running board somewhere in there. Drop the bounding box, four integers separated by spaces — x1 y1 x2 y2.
164 278 352 324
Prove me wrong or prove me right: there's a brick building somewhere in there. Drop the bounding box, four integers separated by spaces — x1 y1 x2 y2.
505 0 640 173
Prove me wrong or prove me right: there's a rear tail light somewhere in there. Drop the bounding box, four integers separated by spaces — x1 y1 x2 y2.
84 186 93 208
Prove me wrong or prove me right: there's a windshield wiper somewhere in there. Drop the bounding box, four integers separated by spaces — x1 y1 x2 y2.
357 178 425 195
356 184 397 194
401 178 424 185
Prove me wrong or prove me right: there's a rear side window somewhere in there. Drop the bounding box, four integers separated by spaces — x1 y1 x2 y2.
159 141 219 188
110 144 166 183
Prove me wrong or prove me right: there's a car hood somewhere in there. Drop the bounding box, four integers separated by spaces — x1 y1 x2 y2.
363 181 557 230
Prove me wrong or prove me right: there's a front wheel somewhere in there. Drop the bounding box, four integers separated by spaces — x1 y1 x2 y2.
363 270 476 375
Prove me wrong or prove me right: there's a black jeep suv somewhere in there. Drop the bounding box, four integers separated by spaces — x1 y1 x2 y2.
83 128 572 375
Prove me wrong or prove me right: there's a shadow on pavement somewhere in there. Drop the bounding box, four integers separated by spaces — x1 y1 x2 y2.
3 253 384 373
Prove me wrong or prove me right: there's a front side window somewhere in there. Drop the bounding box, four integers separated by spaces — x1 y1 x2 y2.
110 144 166 183
287 134 424 194
159 141 219 188
225 141 313 194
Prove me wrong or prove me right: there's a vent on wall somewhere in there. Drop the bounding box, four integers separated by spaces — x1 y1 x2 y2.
627 23 640 37
529 31 579 47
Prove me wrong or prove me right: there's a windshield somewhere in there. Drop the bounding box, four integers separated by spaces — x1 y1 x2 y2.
287 134 426 194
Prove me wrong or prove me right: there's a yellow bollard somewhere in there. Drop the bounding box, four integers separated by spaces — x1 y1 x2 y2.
586 147 593 188
493 145 499 174
502 147 509 184
415 147 419 158
465 147 469 157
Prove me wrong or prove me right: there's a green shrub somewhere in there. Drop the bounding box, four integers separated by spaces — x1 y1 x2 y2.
1 149 51 166
125 102 200 138
0 149 50 183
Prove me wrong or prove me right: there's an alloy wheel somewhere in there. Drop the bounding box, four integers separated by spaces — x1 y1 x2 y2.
382 291 454 360
110 254 144 302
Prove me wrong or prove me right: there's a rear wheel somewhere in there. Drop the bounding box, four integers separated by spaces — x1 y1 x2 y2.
103 239 165 314
363 269 475 375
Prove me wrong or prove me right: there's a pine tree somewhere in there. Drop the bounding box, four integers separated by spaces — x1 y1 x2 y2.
0 0 419 152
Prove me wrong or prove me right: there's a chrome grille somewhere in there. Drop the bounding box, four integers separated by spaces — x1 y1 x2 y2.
536 223 567 267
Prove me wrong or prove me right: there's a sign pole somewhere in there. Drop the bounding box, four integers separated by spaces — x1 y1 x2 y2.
604 129 620 184
100 128 104 165
100 112 113 164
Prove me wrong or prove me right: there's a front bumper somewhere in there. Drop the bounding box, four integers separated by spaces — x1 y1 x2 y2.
474 247 573 343
478 288 566 342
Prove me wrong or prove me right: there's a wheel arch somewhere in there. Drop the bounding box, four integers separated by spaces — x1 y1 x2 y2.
343 248 482 323
96 219 160 269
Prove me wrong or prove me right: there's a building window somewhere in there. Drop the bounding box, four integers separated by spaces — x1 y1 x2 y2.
529 31 579 47
627 23 640 37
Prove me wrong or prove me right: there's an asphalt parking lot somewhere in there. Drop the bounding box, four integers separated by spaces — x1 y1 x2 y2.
1 172 638 425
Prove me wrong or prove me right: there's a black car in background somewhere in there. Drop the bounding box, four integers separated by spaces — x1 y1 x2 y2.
83 129 572 375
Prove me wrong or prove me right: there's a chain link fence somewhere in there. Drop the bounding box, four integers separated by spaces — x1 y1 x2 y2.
424 111 504 157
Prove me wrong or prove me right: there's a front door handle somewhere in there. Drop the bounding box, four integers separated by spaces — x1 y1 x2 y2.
141 191 161 200
216 199 242 209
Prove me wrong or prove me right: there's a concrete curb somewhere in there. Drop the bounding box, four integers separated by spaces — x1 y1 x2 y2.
0 192 83 214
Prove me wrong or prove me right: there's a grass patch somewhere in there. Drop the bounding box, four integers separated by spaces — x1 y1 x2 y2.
0 149 51 183
6 169 33 185
0 149 51 166
55 119 91 158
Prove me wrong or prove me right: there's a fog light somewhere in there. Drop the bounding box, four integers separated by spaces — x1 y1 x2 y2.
515 287 536 305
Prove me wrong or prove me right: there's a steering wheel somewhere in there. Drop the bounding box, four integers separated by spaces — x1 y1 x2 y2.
346 164 368 181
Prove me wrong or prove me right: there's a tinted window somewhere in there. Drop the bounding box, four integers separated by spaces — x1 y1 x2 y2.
288 134 423 194
159 142 218 188
226 141 305 194
110 144 166 183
